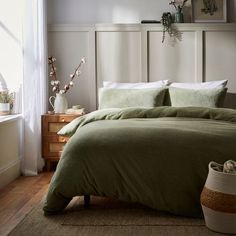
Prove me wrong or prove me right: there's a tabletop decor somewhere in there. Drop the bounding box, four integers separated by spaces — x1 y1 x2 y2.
192 0 227 22
169 0 188 23
48 56 86 113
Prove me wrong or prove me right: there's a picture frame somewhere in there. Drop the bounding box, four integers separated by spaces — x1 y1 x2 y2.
192 0 227 23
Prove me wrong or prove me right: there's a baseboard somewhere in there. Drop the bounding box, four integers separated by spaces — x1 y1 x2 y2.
0 159 21 190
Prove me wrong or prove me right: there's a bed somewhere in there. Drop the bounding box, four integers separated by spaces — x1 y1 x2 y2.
43 81 236 217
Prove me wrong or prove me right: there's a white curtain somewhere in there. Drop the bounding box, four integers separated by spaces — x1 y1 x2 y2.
22 0 47 175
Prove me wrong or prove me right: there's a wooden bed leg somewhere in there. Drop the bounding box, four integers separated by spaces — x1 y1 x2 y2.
84 195 90 207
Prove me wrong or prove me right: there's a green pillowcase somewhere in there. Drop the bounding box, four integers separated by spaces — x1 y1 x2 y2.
98 88 166 109
169 87 227 108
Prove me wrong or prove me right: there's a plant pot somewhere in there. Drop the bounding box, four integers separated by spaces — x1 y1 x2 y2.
175 11 184 23
200 161 236 234
0 103 10 115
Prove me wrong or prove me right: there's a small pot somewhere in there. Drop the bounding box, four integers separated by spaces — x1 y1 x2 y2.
175 11 184 23
0 103 10 115
200 161 236 234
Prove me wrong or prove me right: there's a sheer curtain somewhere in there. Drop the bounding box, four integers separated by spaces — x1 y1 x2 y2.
22 0 47 175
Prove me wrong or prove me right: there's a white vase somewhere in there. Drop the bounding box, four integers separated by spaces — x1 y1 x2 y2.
0 103 10 115
49 93 68 113
200 161 236 234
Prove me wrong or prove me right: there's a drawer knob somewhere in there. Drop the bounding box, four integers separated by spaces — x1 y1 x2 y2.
62 138 66 142
61 118 65 122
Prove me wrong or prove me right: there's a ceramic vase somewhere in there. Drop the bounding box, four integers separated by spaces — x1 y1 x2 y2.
49 93 68 114
200 161 236 234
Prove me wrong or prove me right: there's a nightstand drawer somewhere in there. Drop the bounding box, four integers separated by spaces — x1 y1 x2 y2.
42 140 66 157
42 114 80 135
43 114 77 123
48 122 67 133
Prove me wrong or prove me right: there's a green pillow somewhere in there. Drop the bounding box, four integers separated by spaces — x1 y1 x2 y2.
169 87 227 108
98 88 166 109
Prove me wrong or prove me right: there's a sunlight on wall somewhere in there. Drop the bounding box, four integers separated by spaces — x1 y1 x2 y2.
0 0 23 91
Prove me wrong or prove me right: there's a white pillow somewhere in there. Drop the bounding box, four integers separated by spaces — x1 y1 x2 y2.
169 80 228 89
103 80 169 89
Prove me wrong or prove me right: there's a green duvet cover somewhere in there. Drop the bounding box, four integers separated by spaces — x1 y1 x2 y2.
43 107 236 217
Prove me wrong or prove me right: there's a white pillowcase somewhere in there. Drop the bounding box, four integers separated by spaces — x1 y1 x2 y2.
169 80 228 89
103 80 169 89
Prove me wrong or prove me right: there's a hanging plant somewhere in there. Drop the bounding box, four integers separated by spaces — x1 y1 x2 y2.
161 12 173 43
161 12 182 43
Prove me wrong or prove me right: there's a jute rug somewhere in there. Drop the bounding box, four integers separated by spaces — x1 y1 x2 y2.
8 196 222 236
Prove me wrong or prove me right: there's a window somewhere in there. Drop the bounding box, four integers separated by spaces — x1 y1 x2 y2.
0 0 24 113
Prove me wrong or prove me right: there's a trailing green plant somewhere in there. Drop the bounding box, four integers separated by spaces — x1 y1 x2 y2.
0 91 14 104
161 12 173 43
161 12 182 43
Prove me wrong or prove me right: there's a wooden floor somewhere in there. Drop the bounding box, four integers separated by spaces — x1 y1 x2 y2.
0 172 53 236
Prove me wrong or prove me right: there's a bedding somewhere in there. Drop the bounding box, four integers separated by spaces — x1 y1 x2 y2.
168 87 227 108
98 88 166 109
169 80 228 89
43 106 236 217
103 80 169 89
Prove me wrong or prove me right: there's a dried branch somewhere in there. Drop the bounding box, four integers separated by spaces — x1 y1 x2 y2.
169 1 177 10
169 0 188 11
48 57 86 94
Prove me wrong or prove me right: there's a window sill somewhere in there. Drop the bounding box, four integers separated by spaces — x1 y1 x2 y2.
0 114 22 124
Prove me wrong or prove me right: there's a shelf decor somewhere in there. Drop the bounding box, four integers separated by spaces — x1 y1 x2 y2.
169 0 188 23
192 0 227 22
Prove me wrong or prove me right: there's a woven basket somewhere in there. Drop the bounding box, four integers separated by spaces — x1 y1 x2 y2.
200 161 236 234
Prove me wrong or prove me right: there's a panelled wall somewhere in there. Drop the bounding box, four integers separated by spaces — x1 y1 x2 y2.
48 23 236 111
48 25 96 111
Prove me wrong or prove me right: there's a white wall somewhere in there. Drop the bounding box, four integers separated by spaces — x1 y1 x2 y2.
47 0 236 24
0 118 22 189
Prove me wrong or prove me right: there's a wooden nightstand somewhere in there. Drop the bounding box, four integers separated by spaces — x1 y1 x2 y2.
41 113 83 171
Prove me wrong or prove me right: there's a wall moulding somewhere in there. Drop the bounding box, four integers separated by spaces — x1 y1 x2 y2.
48 23 236 31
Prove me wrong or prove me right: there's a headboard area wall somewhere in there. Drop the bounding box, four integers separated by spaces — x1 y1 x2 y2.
48 23 236 111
